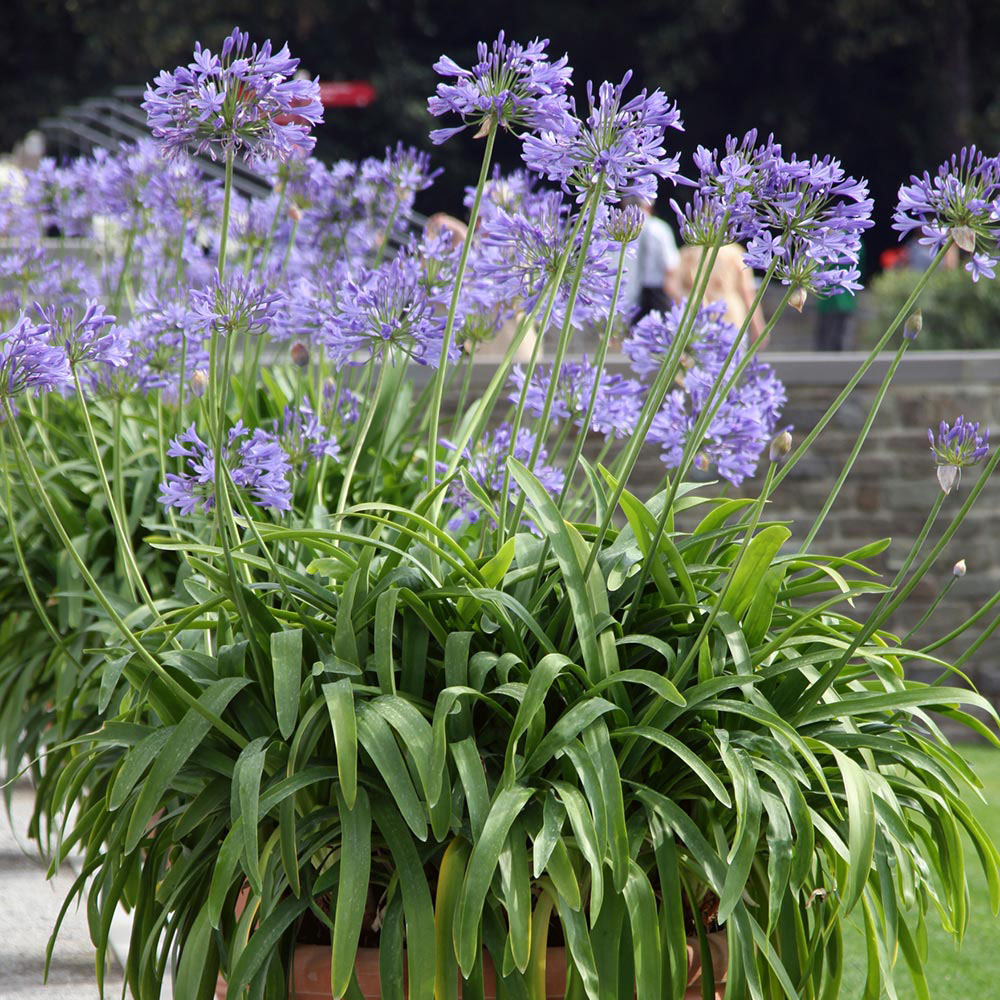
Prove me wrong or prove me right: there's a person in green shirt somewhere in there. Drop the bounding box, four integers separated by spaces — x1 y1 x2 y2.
814 244 865 350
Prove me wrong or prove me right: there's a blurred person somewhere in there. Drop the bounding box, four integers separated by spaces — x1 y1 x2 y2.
677 243 766 343
814 243 865 351
623 195 680 324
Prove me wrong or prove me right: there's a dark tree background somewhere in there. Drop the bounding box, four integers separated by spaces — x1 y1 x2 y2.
3 0 998 261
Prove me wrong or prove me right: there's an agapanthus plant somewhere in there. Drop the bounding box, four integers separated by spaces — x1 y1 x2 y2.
522 71 683 203
894 146 1000 281
930 415 990 494
427 32 573 144
142 27 323 164
0 314 72 398
159 421 292 515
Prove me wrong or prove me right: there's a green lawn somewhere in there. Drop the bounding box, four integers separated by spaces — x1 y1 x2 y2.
839 745 1000 997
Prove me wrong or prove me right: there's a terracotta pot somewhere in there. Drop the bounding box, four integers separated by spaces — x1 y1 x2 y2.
216 932 727 999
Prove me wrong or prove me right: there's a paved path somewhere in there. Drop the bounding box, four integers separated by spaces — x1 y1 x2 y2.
0 783 126 1000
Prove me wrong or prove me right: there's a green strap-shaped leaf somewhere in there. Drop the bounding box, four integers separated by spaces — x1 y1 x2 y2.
374 588 398 695
717 737 763 924
323 680 358 808
270 628 303 741
551 781 604 921
454 784 533 974
624 860 661 1000
125 678 249 853
434 838 471 1000
109 727 173 811
615 726 730 806
504 653 573 782
372 799 436 1000
583 722 629 894
332 787 373 999
719 524 791 620
356 705 426 840
225 894 310 999
544 836 582 912
451 737 490 840
552 883 599 1000
521 698 620 775
458 537 516 620
501 819 533 973
235 736 269 896
831 748 876 914
508 458 604 680
378 889 405 1000
173 901 219 1000
588 668 684 707
532 791 565 878
743 563 787 648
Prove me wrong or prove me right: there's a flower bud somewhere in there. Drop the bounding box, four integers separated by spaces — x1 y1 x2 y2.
190 369 208 398
937 463 960 495
769 428 792 463
903 309 922 340
290 341 310 368
953 558 967 578
694 452 710 472
789 287 807 313
951 225 976 253
288 203 303 223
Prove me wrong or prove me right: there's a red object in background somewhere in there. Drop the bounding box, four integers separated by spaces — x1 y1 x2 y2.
318 81 377 108
275 81 377 125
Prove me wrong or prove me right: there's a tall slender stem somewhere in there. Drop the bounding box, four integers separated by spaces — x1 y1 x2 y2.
72 372 155 612
338 357 390 513
426 123 497 497
797 337 911 553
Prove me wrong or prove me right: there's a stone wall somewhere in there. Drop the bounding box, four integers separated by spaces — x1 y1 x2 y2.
441 350 1000 703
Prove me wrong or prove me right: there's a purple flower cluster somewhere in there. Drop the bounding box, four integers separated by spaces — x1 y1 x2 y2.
672 131 781 245
143 27 323 164
442 422 564 529
473 191 621 329
0 315 72 399
159 422 292 515
929 416 990 494
522 71 683 203
428 33 572 144
189 273 281 337
34 300 130 374
273 404 340 474
623 301 785 484
507 358 642 439
325 252 451 366
894 147 1000 282
672 131 873 297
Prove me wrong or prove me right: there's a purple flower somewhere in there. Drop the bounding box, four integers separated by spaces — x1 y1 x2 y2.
118 293 210 398
929 415 990 494
746 152 873 297
672 131 782 245
473 192 621 329
273 404 340 474
894 147 1000 278
325 252 451 366
34 300 129 373
441 422 564 529
0 315 72 398
427 33 573 144
522 72 683 203
507 358 642 439
159 422 292 515
623 301 785 484
360 143 441 201
143 27 323 165
189 272 281 337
